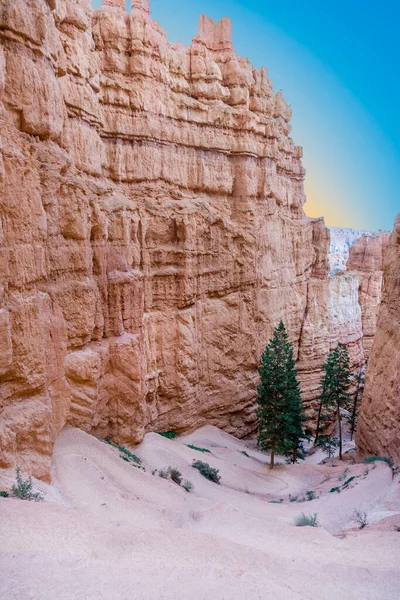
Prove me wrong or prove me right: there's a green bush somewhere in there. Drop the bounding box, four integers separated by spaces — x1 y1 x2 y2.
363 456 393 467
12 468 43 502
192 460 221 484
342 476 357 488
167 467 182 485
354 509 368 529
158 468 169 479
182 480 194 492
329 487 341 494
157 432 178 440
306 491 317 501
187 444 211 454
295 513 319 527
0 491 9 498
241 450 250 458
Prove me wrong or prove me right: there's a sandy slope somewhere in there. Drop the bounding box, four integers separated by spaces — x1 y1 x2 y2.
1 425 399 599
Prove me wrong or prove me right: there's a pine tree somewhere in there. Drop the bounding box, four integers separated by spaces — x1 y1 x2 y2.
315 343 351 460
256 321 305 469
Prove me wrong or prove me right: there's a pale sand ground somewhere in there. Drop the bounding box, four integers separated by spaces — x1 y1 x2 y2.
1 425 400 599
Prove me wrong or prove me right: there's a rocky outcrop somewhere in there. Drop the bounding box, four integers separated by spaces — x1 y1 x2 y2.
329 227 373 275
357 215 400 463
0 0 333 479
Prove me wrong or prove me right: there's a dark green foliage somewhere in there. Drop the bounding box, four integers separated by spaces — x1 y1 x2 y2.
240 451 250 458
256 321 305 468
105 438 143 468
316 435 339 459
342 476 356 488
192 460 221 484
12 467 43 501
158 468 169 479
306 491 317 501
315 343 351 460
295 513 319 527
363 456 393 467
0 491 9 498
329 487 341 493
187 444 211 454
157 431 178 439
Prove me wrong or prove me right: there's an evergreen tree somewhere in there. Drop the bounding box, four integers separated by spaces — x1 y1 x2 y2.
315 343 351 460
256 321 305 468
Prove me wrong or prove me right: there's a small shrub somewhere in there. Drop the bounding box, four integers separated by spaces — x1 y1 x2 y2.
157 432 178 440
363 467 369 477
0 491 9 498
363 456 393 468
12 467 43 502
295 513 319 527
167 467 182 486
187 444 211 454
330 487 341 494
354 509 368 529
182 480 194 492
158 468 169 479
395 525 400 532
241 450 250 458
306 491 317 501
289 495 298 503
269 498 284 504
342 476 357 488
192 460 220 484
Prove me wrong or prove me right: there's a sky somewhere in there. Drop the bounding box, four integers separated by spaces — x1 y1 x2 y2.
92 0 400 231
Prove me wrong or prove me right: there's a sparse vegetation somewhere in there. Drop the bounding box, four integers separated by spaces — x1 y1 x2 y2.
363 467 369 477
167 467 182 485
192 460 221 484
338 468 349 482
295 513 319 527
354 509 368 529
11 467 43 502
187 444 211 454
330 486 341 493
342 476 357 488
363 456 393 468
241 450 250 458
395 525 400 532
104 438 144 469
305 490 317 501
182 480 194 492
0 491 9 498
269 498 284 504
316 435 339 459
289 495 298 502
157 432 178 440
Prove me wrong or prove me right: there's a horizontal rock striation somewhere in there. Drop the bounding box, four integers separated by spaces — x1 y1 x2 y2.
0 0 387 478
0 0 333 478
357 215 400 463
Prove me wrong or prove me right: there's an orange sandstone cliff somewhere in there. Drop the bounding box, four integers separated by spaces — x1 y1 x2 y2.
0 0 386 479
357 215 400 463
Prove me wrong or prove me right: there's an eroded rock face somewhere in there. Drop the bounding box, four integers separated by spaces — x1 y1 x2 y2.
0 0 333 478
0 0 387 479
357 215 400 463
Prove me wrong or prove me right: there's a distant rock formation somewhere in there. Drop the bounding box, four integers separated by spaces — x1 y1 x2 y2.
0 0 388 479
357 214 400 463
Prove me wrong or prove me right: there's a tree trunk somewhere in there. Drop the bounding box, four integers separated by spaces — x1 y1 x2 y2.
350 379 361 440
337 403 343 460
270 446 275 469
315 400 323 444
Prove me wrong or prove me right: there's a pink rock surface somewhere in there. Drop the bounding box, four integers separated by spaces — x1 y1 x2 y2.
0 0 385 478
358 216 400 463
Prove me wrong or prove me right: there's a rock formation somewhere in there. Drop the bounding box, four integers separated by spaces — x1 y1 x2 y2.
0 0 333 479
0 0 389 480
357 215 400 463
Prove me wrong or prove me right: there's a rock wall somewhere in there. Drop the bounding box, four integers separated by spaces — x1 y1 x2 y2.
0 0 332 479
357 215 400 463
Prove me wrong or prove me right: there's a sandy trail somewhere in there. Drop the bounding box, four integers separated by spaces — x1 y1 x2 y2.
1 425 399 599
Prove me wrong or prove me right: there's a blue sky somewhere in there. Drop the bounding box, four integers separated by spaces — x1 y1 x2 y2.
92 0 400 231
